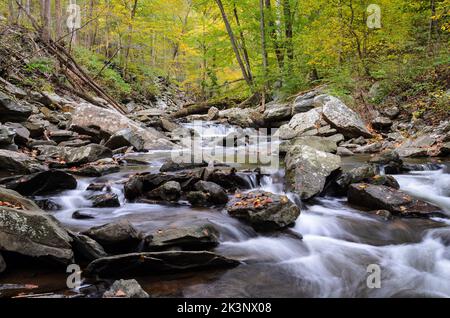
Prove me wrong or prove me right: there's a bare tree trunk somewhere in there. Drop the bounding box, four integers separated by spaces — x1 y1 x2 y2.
25 0 30 15
55 0 62 40
8 0 16 24
260 0 269 75
232 2 253 83
123 0 139 80
283 0 294 67
41 0 51 43
265 0 284 71
215 0 252 87
428 0 437 46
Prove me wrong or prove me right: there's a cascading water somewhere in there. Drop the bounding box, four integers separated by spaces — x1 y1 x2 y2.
34 122 450 297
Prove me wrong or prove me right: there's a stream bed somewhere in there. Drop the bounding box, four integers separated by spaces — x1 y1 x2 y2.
1 123 450 298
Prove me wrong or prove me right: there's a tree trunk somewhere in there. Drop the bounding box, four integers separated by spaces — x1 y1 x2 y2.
260 0 269 76
283 0 294 66
41 0 51 43
8 0 15 25
232 2 253 83
215 0 253 87
55 0 62 40
265 0 284 71
123 0 139 80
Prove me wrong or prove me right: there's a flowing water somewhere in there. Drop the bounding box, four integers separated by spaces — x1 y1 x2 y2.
4 123 450 298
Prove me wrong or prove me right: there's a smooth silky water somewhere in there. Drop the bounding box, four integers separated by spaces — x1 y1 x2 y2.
3 123 450 298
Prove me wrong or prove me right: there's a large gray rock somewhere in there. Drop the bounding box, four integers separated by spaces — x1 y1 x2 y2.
68 231 108 262
194 181 228 204
0 125 16 146
146 224 219 251
4 122 30 145
0 188 41 211
226 191 300 230
285 145 341 200
0 207 73 264
82 220 141 254
263 102 292 123
0 252 5 273
1 170 77 196
281 136 337 154
37 144 112 166
103 279 149 298
0 92 32 122
70 104 175 150
85 251 240 278
348 184 446 218
321 96 372 138
147 181 182 202
218 108 261 128
277 108 323 140
0 149 43 175
104 129 145 152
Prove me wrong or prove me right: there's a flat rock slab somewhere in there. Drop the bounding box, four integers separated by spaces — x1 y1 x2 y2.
348 183 446 218
85 251 240 278
0 207 73 264
70 104 175 150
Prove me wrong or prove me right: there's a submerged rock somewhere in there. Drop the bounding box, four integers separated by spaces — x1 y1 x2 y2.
285 145 341 200
0 207 73 264
1 170 77 196
145 224 219 251
89 193 120 208
348 183 445 218
227 191 300 231
103 279 149 298
85 251 240 278
82 220 141 254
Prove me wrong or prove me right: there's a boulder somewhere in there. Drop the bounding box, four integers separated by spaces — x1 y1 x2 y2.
277 108 323 140
103 279 149 298
371 116 393 131
85 251 240 278
354 142 384 154
334 164 377 194
0 125 16 146
0 187 41 211
35 199 61 211
0 252 5 273
70 124 111 144
47 130 78 143
1 170 77 196
145 224 219 251
337 147 354 156
89 193 120 208
0 207 73 264
70 163 120 177
186 191 209 207
72 210 95 220
226 191 300 230
263 102 292 123
348 184 445 218
104 129 145 152
160 160 208 172
439 142 450 156
68 231 107 261
0 92 32 122
0 149 43 175
70 104 175 150
37 144 112 166
321 96 372 138
218 108 260 128
82 220 141 254
285 145 341 200
381 106 400 119
160 117 180 132
281 136 337 154
194 181 228 205
207 107 220 121
292 96 315 114
147 181 181 202
4 122 30 145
